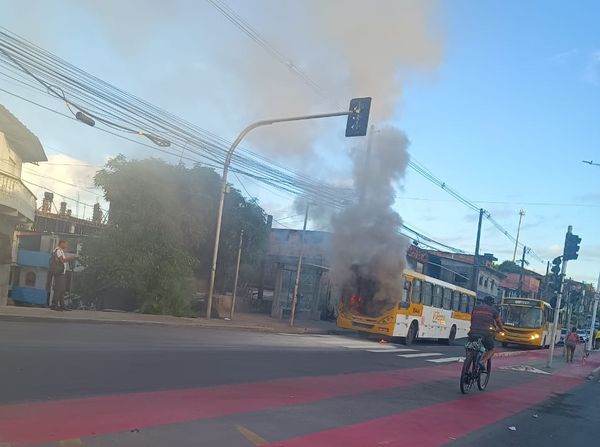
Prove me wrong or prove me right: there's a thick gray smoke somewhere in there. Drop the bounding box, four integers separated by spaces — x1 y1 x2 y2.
332 127 411 315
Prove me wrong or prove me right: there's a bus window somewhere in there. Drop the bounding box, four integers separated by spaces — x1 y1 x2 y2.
412 279 422 304
452 291 461 311
422 282 433 306
442 288 452 310
400 280 411 308
467 296 475 313
460 294 469 313
433 285 443 308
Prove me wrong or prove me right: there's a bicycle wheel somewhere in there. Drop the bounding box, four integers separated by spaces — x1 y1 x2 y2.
477 359 492 390
460 351 475 394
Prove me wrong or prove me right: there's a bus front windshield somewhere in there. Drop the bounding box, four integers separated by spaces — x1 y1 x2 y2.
501 305 543 329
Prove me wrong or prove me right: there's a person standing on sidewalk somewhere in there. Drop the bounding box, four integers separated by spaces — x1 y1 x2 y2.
565 327 579 363
50 240 77 311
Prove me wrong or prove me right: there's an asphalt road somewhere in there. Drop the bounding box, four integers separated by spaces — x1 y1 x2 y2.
0 319 598 447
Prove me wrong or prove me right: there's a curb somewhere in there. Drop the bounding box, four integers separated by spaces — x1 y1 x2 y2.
0 314 330 335
587 364 600 380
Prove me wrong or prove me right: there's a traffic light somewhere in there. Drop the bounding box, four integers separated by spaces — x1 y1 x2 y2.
550 256 562 292
345 97 372 137
563 233 582 261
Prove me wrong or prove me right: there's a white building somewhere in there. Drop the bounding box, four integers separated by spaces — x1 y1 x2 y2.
0 104 47 305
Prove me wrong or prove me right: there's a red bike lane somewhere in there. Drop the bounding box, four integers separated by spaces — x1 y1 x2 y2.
1 351 596 446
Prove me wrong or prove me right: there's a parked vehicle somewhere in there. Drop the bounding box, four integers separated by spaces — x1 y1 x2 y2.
577 330 589 343
558 327 568 345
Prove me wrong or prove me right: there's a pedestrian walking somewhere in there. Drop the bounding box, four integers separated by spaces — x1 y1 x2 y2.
49 240 77 311
565 327 579 363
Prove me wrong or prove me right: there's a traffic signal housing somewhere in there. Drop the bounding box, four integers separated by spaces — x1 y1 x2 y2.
345 97 372 137
549 256 562 292
563 233 582 261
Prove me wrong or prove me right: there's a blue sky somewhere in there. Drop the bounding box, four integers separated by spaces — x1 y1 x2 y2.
0 0 598 283
397 0 600 283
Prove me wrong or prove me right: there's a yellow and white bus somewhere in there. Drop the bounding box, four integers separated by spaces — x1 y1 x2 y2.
495 297 559 348
337 271 477 345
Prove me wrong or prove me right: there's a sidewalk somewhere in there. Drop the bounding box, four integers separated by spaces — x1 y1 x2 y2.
0 305 344 335
495 344 600 381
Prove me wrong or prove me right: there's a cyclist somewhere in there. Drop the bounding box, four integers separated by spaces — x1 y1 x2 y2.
468 295 504 372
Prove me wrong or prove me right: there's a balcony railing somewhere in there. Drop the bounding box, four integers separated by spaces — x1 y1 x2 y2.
0 170 36 222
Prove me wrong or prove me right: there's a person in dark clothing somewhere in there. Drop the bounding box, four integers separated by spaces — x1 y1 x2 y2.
469 295 504 370
49 240 77 311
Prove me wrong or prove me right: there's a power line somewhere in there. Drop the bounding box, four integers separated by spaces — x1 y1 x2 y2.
200 5 541 261
408 157 545 263
21 178 107 214
206 0 334 104
22 168 99 194
0 27 468 255
397 195 600 208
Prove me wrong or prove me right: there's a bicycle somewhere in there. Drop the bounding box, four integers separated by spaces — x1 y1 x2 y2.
460 336 492 394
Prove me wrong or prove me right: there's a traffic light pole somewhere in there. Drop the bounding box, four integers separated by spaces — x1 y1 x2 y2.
205 110 352 319
547 226 572 368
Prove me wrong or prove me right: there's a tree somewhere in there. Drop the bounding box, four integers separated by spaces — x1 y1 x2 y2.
496 260 522 273
77 156 268 315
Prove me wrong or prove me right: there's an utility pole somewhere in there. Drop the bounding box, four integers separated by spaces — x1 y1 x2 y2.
547 225 573 368
257 215 273 301
205 104 368 318
517 245 527 297
289 202 309 327
587 273 599 351
229 229 244 320
471 208 484 296
359 125 376 203
512 209 526 262
542 260 550 301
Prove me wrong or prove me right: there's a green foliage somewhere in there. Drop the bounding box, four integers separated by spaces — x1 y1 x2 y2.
496 260 522 273
77 156 268 315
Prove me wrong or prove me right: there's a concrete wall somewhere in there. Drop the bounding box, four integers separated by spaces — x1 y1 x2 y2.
0 219 14 306
0 132 23 178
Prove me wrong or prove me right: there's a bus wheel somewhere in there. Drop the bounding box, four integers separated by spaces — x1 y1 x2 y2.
404 321 418 346
444 325 457 345
502 342 508 348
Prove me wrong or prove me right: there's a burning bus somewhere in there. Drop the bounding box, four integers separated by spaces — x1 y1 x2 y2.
337 269 476 345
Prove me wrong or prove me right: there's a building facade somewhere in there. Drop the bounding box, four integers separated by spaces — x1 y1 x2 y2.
0 105 47 305
9 197 103 307
498 271 542 300
266 229 334 321
426 251 505 302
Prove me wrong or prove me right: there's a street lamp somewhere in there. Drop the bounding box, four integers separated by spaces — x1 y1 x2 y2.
205 98 372 319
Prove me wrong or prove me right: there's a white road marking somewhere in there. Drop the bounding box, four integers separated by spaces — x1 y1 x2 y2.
499 365 551 375
398 352 444 358
427 356 465 363
367 348 417 353
343 344 399 350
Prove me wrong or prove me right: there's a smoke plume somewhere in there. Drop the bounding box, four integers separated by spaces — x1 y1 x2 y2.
331 127 411 315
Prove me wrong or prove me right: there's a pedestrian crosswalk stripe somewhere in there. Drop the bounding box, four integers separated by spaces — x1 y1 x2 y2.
398 352 443 358
427 356 465 363
367 348 417 353
343 344 398 350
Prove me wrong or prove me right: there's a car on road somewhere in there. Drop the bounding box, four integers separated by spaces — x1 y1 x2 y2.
577 330 589 343
558 327 568 345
